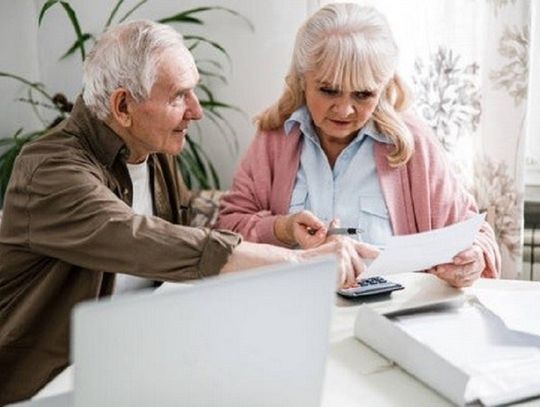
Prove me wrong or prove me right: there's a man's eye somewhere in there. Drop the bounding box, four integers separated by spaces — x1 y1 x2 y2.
320 87 339 96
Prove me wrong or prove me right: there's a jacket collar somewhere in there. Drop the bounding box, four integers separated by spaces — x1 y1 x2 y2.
64 95 128 168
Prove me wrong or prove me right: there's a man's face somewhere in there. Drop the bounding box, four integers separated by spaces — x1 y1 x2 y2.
125 47 202 163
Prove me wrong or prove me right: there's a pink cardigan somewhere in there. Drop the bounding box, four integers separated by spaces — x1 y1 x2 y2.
217 115 501 278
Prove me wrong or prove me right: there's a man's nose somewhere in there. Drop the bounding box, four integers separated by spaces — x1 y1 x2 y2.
185 90 203 121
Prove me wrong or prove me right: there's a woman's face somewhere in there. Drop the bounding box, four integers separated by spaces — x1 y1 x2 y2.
303 71 383 144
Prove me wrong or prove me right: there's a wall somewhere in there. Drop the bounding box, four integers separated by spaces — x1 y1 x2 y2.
0 1 41 137
0 0 310 189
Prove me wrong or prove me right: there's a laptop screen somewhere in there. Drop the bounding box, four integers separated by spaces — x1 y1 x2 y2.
72 257 336 407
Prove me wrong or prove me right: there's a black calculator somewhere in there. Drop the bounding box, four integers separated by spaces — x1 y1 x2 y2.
337 276 404 298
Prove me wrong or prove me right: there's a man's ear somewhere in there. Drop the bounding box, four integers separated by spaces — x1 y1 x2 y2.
109 88 132 128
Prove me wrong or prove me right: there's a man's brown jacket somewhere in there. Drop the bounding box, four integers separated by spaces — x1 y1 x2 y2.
0 97 240 404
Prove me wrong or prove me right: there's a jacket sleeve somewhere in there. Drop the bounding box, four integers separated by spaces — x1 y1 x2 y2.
4 151 241 282
406 116 502 278
216 132 285 246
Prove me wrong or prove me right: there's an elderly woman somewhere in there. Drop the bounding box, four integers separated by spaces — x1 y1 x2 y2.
217 3 501 287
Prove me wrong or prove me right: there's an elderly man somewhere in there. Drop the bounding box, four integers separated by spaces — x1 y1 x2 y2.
0 20 377 404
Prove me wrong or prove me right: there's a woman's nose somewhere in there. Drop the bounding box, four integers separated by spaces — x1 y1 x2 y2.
332 99 356 117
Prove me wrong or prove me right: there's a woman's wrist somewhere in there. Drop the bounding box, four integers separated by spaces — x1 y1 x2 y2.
274 215 297 246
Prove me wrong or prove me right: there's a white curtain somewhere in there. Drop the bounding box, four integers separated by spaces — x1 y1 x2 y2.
319 0 531 279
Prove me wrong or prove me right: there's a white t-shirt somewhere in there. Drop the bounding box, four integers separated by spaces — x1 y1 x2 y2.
113 160 155 295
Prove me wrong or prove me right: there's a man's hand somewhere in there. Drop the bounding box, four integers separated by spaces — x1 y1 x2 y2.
274 211 327 248
301 237 380 288
429 245 485 288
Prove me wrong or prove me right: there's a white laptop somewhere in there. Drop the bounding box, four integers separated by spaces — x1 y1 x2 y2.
10 257 336 407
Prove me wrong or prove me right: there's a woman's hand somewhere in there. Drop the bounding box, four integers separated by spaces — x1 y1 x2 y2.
429 245 485 288
301 236 380 289
274 211 327 248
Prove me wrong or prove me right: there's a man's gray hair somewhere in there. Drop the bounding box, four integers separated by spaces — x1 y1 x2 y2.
83 19 185 120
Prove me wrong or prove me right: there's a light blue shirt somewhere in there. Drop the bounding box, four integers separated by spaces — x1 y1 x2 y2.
284 106 393 247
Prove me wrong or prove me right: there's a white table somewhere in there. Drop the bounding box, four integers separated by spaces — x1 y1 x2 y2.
322 273 540 406
16 273 540 407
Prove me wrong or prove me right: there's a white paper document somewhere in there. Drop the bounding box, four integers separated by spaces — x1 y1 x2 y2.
355 298 540 407
365 213 486 277
392 302 540 406
474 288 540 337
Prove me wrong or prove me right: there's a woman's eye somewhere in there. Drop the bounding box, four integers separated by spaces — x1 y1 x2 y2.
354 91 375 100
319 87 339 96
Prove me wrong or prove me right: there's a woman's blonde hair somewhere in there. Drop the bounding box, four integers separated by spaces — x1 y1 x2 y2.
256 3 413 166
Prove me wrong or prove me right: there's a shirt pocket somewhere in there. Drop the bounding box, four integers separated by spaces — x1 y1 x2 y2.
288 185 308 214
358 196 392 247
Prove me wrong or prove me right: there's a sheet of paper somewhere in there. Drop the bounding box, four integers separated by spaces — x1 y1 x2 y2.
392 302 540 405
365 213 486 277
474 288 540 338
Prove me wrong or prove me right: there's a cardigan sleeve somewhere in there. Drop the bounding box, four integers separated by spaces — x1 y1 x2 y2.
216 131 285 246
404 115 502 278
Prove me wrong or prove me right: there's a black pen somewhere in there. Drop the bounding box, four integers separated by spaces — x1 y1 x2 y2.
327 227 363 236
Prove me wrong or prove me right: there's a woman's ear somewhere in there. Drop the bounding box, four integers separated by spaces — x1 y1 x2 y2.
109 89 132 128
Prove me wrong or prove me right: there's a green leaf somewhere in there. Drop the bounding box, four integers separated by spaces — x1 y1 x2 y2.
180 146 209 189
0 128 42 205
176 154 192 189
60 33 93 60
58 1 87 61
197 68 227 84
118 0 148 23
104 0 125 28
200 100 242 112
0 72 55 102
157 15 205 25
159 6 254 32
196 83 215 102
186 137 210 189
196 58 224 72
201 108 238 155
38 0 60 26
188 40 201 52
38 1 87 60
26 88 48 126
189 138 220 188
184 35 231 64
177 135 222 190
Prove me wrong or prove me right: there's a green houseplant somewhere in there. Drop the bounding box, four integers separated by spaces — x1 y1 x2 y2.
0 0 252 205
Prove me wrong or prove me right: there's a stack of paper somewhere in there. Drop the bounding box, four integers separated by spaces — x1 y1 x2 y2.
354 290 540 406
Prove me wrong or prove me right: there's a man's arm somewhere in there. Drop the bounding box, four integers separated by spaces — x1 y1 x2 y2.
5 152 239 282
221 239 380 289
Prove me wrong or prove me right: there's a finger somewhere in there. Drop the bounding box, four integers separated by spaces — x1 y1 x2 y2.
343 258 357 288
338 251 350 288
294 220 327 249
452 247 479 264
350 250 366 280
298 232 326 249
339 246 356 289
329 218 341 228
353 241 380 259
296 210 325 229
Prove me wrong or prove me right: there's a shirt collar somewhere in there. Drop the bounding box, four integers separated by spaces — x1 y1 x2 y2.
64 95 129 168
284 105 392 145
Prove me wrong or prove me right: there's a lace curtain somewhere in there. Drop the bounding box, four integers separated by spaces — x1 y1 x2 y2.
319 0 531 278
